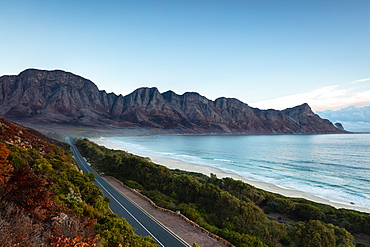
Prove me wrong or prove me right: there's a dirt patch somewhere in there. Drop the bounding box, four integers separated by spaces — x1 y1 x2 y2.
267 212 297 225
353 233 370 246
104 177 228 247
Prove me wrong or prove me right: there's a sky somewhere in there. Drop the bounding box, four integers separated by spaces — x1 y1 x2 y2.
1 0 370 114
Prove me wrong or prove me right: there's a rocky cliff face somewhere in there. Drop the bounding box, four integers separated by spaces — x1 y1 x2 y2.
0 69 345 134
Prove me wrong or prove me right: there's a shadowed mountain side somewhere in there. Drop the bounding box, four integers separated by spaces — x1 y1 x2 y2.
0 69 345 134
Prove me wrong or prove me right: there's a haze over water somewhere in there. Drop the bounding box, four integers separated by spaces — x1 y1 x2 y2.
105 134 370 209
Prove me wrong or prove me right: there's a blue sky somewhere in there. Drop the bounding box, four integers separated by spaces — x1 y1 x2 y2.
1 0 369 112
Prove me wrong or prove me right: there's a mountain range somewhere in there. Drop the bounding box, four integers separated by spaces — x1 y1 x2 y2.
0 69 345 134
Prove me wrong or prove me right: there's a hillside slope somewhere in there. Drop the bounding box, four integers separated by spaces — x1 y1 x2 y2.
0 118 157 246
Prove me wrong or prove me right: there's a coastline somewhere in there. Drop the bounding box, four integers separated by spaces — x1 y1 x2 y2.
91 137 370 214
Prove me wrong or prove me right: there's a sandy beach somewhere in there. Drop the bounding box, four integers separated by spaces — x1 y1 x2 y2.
91 137 370 214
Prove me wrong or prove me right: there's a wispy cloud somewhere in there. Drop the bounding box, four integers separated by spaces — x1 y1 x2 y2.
250 80 370 112
352 78 370 84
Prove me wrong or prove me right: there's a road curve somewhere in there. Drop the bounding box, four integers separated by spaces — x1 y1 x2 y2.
68 140 190 247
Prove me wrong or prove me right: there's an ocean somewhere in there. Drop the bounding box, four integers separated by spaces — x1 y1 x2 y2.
102 134 370 209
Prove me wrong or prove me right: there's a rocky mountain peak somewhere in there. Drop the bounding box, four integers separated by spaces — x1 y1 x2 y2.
214 97 246 109
123 87 164 108
283 103 315 123
17 68 97 90
290 103 313 113
161 90 179 102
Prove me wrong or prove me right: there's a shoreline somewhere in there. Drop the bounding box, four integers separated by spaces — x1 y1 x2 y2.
91 137 370 214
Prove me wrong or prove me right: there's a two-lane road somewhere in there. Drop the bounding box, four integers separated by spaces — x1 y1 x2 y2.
68 140 189 247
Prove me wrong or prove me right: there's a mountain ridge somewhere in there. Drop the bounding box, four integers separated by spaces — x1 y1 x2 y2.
0 69 345 134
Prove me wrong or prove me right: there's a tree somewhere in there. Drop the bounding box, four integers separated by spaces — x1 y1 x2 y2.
290 220 337 247
0 201 44 247
0 143 13 186
267 198 296 214
1 165 55 219
327 224 354 247
49 236 98 247
294 203 325 220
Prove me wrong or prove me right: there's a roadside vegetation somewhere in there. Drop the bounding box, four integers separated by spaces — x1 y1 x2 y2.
0 118 158 246
76 138 370 247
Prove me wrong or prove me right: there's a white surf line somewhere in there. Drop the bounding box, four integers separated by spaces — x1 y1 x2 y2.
102 177 191 247
94 178 165 247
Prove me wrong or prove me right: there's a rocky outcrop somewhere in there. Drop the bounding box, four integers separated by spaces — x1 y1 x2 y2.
334 123 345 131
0 69 346 134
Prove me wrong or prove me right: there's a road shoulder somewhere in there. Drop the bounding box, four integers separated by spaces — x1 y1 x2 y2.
104 177 229 247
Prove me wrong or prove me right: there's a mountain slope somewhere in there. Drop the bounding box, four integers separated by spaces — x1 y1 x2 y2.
0 69 345 134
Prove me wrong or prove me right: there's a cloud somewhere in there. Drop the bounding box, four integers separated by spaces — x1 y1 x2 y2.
317 106 370 132
352 78 370 84
250 80 370 112
318 106 370 122
250 78 370 132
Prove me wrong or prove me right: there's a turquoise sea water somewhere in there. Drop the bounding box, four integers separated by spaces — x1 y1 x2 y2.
105 134 370 208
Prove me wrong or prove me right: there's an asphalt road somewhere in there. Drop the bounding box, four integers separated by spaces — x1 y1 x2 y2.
68 140 189 247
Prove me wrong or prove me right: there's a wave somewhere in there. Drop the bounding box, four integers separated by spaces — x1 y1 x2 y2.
106 135 370 209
